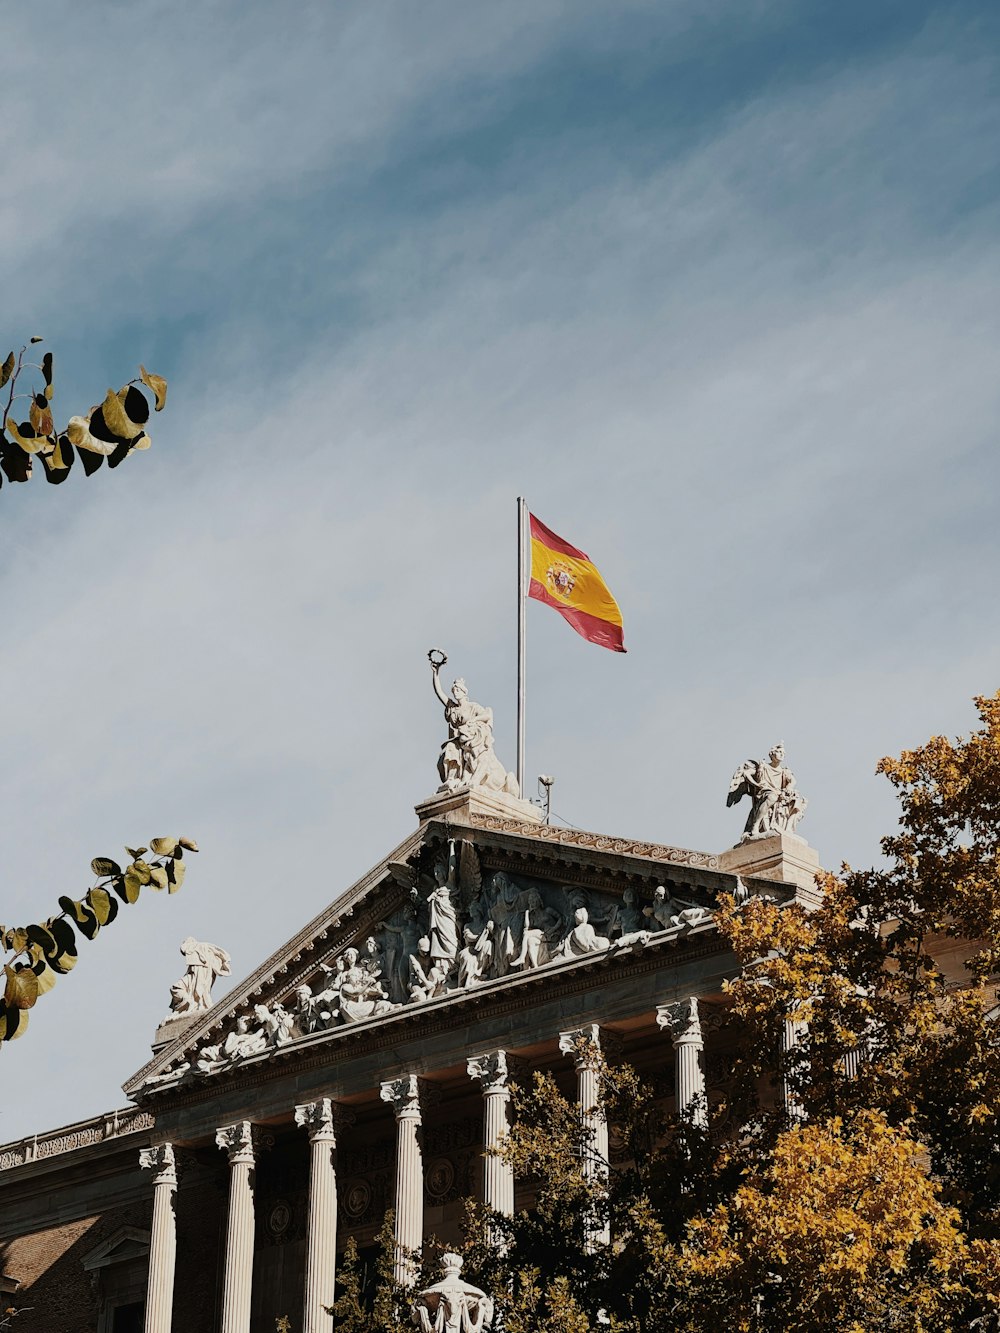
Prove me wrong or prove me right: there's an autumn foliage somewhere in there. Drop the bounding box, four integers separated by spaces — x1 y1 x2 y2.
339 693 1000 1330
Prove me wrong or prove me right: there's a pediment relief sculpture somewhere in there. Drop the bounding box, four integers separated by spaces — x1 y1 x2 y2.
139 841 719 1092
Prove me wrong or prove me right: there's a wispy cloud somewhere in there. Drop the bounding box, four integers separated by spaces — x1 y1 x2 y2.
0 0 997 1141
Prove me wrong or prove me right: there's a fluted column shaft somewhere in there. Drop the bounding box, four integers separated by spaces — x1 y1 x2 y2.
295 1100 340 1333
216 1121 257 1333
657 998 707 1129
140 1144 177 1333
781 1010 808 1121
380 1075 427 1286
559 1025 615 1250
468 1051 524 1223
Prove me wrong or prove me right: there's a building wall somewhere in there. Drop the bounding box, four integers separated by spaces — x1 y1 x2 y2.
3 1203 149 1333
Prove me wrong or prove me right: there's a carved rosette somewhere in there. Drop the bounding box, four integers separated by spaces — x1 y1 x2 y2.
657 998 704 1050
139 1142 177 1185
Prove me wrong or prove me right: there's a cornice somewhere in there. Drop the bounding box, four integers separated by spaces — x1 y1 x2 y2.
466 815 720 871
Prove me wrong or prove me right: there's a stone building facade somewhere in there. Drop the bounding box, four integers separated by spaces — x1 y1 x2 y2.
0 777 820 1333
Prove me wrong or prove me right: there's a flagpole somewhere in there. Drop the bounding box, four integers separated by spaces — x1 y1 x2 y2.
516 495 527 796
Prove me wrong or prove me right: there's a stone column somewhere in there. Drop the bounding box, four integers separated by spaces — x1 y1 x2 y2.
380 1074 430 1286
216 1121 258 1333
781 1007 808 1121
656 998 707 1128
139 1143 177 1333
294 1099 345 1333
559 1024 618 1249
467 1051 524 1221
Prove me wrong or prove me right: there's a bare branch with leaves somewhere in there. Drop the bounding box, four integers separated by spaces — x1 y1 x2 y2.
1 836 197 1045
0 337 167 489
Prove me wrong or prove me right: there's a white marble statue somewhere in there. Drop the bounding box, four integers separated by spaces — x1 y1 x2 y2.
642 884 711 932
427 848 460 969
168 937 231 1017
727 742 808 839
553 907 611 960
411 1252 495 1333
429 650 519 796
456 924 492 987
379 901 422 1005
409 936 450 1001
513 887 562 970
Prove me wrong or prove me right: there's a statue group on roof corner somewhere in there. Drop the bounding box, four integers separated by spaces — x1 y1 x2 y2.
727 741 808 840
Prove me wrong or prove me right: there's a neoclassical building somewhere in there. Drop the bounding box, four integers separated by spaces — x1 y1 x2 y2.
0 682 820 1333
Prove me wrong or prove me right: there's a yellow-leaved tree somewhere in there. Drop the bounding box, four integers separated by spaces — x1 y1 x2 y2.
364 693 1000 1331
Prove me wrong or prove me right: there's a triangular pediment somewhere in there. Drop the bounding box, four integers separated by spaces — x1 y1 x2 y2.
124 795 767 1103
81 1226 150 1271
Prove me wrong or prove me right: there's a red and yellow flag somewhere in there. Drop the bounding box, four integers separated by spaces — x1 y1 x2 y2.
528 513 626 653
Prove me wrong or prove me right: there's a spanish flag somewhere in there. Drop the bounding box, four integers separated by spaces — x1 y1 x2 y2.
528 513 626 653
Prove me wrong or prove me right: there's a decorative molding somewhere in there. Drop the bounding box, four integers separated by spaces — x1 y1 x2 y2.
294 1098 346 1142
215 1120 272 1164
466 1050 529 1094
657 998 703 1048
138 1142 176 1184
468 816 720 870
558 1024 624 1069
0 1106 155 1172
379 1074 440 1119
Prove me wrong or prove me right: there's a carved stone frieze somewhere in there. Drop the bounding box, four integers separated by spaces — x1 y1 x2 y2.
468 816 720 870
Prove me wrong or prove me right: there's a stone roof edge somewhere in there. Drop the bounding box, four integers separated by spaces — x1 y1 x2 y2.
0 1104 153 1172
122 822 429 1096
465 813 722 872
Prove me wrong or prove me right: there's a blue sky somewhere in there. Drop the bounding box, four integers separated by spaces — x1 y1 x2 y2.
1 0 999 1141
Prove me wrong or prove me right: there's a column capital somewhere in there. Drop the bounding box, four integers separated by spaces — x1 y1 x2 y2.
215 1120 271 1164
139 1142 176 1185
467 1050 529 1094
657 997 704 1049
294 1097 354 1143
379 1074 439 1120
558 1024 623 1070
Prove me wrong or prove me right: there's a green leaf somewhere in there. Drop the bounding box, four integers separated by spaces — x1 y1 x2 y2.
150 837 179 857
4 964 38 1010
5 417 51 454
0 352 14 389
100 386 143 442
123 870 143 903
86 887 117 926
139 365 168 411
148 866 169 891
91 857 122 878
57 895 100 941
2 926 28 954
125 846 147 859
